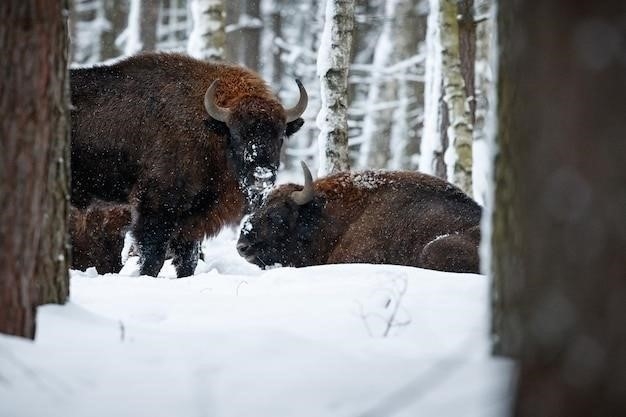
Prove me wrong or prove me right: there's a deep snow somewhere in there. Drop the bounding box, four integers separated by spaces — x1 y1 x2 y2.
0 228 513 417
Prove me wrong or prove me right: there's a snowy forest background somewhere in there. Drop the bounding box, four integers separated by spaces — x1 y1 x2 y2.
69 0 493 202
2 1 625 416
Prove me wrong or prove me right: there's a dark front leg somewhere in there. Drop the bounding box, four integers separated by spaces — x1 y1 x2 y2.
169 238 200 278
133 214 173 277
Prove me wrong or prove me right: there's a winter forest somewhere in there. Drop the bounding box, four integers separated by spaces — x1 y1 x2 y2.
1 1 625 417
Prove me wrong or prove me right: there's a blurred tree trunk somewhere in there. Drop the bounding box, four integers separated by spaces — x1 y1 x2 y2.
317 0 354 175
492 1 626 415
472 0 494 203
240 0 261 71
141 0 160 51
187 0 226 61
390 0 428 171
101 0 128 60
358 0 421 170
0 0 71 338
279 0 324 172
225 0 261 70
262 0 283 85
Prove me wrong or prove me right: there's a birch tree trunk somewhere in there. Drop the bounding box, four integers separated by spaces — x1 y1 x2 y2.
316 0 355 175
493 1 626 415
0 0 70 338
472 0 494 203
123 0 142 54
187 0 226 61
419 0 443 176
440 0 473 195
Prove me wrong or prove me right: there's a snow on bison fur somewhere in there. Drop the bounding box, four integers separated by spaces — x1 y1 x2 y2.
237 162 482 273
70 202 132 274
70 53 307 277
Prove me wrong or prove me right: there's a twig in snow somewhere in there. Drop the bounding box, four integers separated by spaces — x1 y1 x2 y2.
236 280 248 296
119 320 125 342
356 276 412 338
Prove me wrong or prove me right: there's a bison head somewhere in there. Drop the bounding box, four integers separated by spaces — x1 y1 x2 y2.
204 80 307 209
237 161 324 268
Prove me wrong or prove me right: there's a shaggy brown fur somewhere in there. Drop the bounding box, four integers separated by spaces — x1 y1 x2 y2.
70 53 305 277
238 169 482 273
70 203 132 274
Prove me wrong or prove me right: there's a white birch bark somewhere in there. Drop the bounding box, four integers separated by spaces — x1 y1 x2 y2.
122 0 142 55
316 0 355 176
472 0 494 204
419 0 443 175
187 0 226 61
440 0 473 195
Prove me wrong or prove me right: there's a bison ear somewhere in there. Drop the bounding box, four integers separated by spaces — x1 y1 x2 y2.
204 118 229 135
285 118 304 137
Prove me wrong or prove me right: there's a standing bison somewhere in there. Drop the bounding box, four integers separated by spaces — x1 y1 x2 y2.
237 162 482 273
70 53 307 277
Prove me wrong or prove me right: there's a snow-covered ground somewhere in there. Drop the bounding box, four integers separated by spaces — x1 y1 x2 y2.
0 228 513 417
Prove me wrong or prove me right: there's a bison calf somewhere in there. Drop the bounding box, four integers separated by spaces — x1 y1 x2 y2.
70 202 132 274
237 162 482 273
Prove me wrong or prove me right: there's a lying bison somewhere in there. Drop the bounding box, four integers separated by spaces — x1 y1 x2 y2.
70 53 307 277
70 202 132 274
237 162 482 273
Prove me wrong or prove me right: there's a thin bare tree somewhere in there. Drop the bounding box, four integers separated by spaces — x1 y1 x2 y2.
316 0 355 175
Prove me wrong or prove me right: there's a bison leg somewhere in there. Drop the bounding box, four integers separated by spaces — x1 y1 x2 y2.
132 214 173 277
169 238 199 278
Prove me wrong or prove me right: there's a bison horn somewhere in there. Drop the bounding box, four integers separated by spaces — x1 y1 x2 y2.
291 160 315 206
204 80 232 123
284 79 308 123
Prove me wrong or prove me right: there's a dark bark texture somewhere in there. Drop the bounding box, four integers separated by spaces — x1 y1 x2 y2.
0 0 70 338
493 1 626 416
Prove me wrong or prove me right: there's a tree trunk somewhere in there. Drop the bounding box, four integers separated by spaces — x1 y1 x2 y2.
141 0 160 51
419 0 443 176
492 1 626 415
389 0 428 171
225 0 261 70
240 0 261 71
358 0 420 170
316 0 355 175
101 0 128 60
187 0 226 61
0 0 70 338
261 0 283 86
472 0 494 203
440 0 473 195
